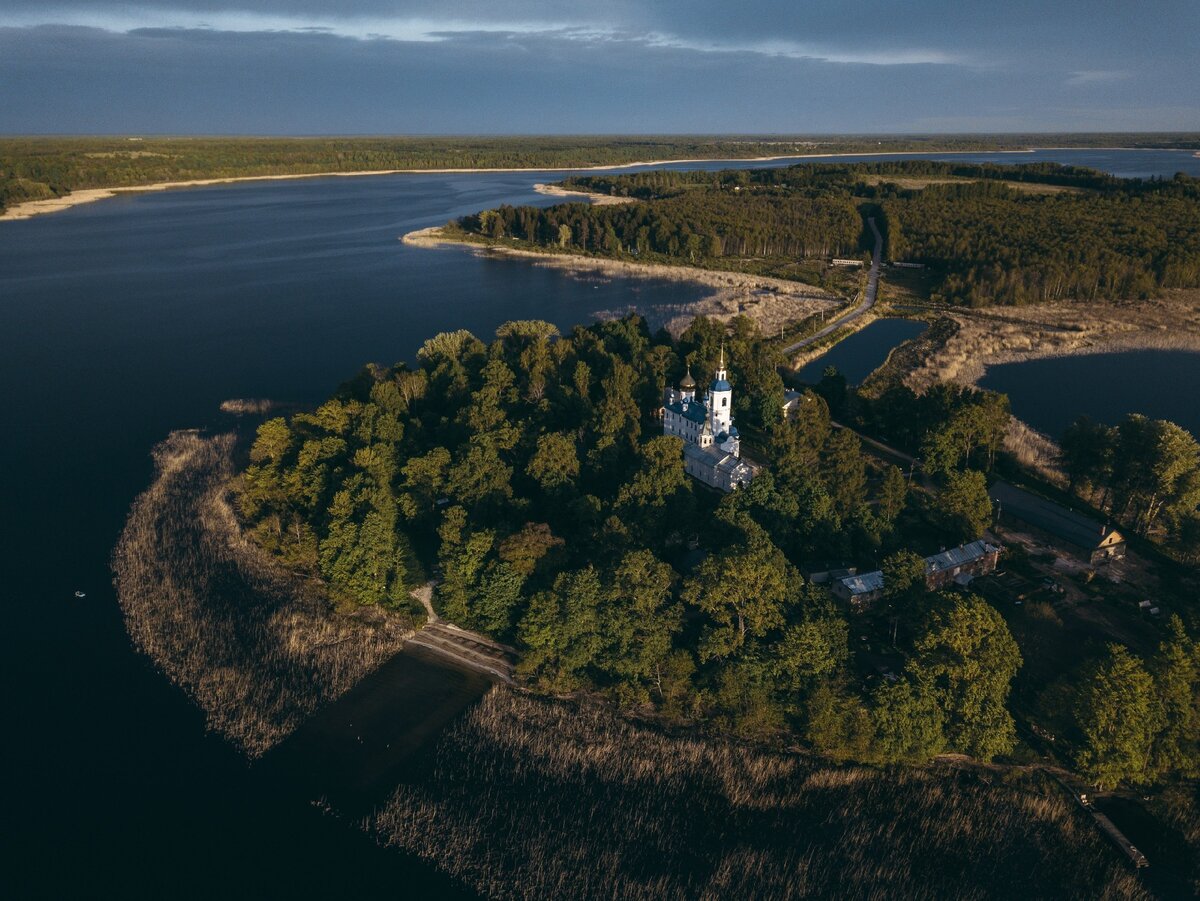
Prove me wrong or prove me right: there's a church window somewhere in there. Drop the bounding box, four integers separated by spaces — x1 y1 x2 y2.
722 398 728 407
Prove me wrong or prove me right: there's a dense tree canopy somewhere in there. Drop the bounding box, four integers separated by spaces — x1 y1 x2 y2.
236 313 1198 782
235 313 1040 763
459 161 1200 308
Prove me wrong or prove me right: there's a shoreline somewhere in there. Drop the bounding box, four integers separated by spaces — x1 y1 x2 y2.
532 183 636 205
903 294 1200 394
402 226 837 335
4 145 1179 223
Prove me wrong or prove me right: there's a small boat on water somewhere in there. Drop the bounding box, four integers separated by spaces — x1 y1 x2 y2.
74 590 86 598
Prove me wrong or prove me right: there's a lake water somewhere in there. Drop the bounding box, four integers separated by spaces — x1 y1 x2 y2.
980 350 1200 439
3 147 1198 897
796 318 928 384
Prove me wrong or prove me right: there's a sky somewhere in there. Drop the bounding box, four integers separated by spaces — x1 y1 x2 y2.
0 1 1197 134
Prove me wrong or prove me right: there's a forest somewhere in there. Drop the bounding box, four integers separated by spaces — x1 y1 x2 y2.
1060 413 1200 560
0 134 1127 213
236 314 1198 786
2 133 1195 213
460 161 1200 307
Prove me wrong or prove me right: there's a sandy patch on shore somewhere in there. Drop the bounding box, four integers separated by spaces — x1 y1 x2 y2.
0 170 432 221
905 291 1200 393
403 227 837 335
533 183 637 205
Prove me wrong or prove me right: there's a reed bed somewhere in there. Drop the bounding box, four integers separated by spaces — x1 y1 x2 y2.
113 431 414 756
372 689 1148 900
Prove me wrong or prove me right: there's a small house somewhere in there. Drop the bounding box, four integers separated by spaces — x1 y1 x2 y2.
832 570 885 611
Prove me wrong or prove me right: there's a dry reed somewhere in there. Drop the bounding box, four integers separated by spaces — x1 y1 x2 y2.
371 689 1149 900
112 431 414 756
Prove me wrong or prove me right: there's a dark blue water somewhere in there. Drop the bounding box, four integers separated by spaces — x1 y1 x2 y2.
797 318 928 384
980 350 1200 439
2 147 1197 897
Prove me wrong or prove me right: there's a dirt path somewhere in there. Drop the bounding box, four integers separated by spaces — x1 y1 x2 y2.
784 216 882 354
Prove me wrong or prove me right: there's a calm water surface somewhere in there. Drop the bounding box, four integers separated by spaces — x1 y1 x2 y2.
3 148 1198 897
980 351 1200 439
797 318 927 384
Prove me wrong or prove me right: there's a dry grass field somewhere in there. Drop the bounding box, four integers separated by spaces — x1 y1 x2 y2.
905 290 1200 394
372 689 1149 901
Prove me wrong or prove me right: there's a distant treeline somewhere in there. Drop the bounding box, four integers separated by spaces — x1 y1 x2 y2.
471 161 1200 306
2 133 1197 213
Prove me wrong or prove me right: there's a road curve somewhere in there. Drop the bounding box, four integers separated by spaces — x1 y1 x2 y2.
784 216 883 355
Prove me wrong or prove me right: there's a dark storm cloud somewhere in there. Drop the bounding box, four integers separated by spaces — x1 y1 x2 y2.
0 1 1197 133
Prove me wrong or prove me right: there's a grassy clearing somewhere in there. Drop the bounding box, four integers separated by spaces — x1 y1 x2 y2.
371 688 1149 900
113 430 417 756
860 174 1089 194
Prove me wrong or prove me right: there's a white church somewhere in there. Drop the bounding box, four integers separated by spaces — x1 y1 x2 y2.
662 349 757 492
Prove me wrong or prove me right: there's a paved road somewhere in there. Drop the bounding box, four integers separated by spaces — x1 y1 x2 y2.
784 216 883 355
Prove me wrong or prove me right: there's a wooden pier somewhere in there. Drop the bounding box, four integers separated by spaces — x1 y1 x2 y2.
404 621 517 683
1052 775 1149 868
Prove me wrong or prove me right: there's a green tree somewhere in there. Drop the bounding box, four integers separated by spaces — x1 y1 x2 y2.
399 447 452 520
526 432 580 490
821 428 868 519
711 658 786 738
882 549 926 602
935 469 993 539
1061 416 1116 497
497 522 564 577
472 561 525 636
597 550 682 701
682 520 797 661
517 566 604 690
616 435 687 513
908 593 1021 760
436 528 495 623
871 679 947 763
1149 617 1200 779
1076 644 1164 788
249 417 293 465
1111 416 1200 535
773 604 849 689
804 681 875 762
771 390 830 490
877 464 909 527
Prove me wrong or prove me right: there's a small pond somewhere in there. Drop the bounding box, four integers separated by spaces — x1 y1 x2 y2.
797 318 927 385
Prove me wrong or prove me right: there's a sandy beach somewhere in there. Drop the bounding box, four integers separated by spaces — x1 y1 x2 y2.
0 147 1047 223
533 183 637 205
402 226 837 335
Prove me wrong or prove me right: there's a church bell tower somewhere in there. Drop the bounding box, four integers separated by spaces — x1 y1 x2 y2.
710 345 733 437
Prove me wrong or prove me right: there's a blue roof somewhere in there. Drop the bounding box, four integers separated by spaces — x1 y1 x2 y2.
711 379 732 392
666 400 708 424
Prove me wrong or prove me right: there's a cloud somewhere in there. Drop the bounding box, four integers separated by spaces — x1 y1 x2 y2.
0 1 1197 134
2 7 967 67
1065 70 1131 87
